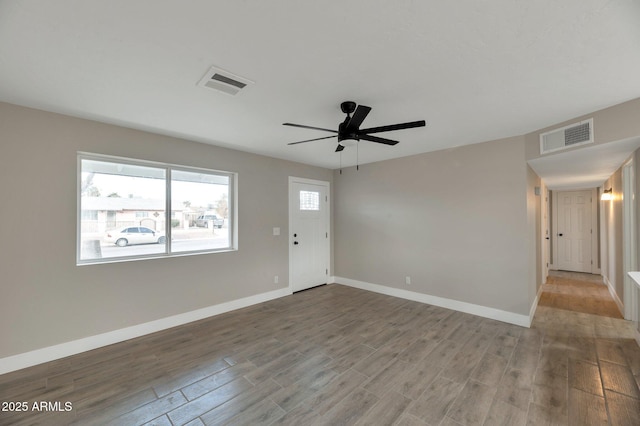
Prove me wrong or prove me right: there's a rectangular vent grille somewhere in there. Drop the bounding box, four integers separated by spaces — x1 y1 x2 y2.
564 123 590 146
540 118 593 154
211 73 246 89
197 66 253 96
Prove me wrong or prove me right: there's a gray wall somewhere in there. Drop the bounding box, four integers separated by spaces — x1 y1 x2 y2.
602 166 624 298
333 136 534 316
0 102 332 358
524 97 640 161
526 165 542 304
604 147 640 307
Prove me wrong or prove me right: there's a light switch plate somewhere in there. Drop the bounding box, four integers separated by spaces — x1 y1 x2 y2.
273 227 280 236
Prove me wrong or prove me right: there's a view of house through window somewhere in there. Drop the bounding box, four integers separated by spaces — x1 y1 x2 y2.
78 155 233 263
171 169 230 253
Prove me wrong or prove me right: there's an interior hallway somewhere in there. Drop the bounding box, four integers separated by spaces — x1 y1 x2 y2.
533 270 639 424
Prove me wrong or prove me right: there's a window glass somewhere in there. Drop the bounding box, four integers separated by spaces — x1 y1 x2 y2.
300 190 320 211
81 210 98 220
78 154 234 264
171 169 230 253
80 159 166 261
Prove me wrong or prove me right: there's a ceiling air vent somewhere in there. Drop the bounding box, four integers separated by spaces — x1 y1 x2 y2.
197 66 253 96
539 118 593 154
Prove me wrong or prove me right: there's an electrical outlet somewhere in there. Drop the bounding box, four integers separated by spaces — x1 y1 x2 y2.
274 275 279 284
405 276 411 285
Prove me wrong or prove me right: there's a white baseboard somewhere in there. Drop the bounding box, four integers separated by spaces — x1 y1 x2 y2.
603 275 625 315
334 277 532 328
529 283 544 321
0 287 292 375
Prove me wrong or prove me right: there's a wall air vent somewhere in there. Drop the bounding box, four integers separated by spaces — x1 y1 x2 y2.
197 66 253 96
539 118 594 155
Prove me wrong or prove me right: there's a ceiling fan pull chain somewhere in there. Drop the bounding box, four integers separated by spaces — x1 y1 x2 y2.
340 151 342 174
356 141 359 171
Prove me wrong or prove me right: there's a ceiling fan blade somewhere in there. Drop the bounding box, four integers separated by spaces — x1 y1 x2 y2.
358 120 426 135
335 144 345 152
283 123 338 133
346 105 371 132
287 135 337 145
359 134 399 145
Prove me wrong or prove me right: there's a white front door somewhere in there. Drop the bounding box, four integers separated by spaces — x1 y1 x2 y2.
556 190 592 272
289 177 329 292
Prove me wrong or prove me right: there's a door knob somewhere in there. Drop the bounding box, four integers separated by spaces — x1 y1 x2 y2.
293 241 299 245
558 233 563 236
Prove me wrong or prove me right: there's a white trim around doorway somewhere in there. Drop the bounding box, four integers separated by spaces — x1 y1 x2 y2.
288 176 331 293
550 188 599 274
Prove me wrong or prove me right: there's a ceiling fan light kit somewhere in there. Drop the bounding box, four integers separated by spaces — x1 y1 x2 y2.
338 139 358 147
284 101 426 157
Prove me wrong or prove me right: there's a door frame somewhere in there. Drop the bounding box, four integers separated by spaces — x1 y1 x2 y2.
541 183 550 283
288 176 331 293
550 188 599 273
622 158 637 320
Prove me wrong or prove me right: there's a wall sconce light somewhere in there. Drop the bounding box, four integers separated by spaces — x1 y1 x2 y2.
601 188 613 201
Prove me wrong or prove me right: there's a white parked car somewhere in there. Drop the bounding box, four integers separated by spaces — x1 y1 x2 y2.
104 226 166 247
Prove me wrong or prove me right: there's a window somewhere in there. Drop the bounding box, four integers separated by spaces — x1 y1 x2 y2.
171 169 230 253
78 153 235 264
81 210 98 220
299 190 320 211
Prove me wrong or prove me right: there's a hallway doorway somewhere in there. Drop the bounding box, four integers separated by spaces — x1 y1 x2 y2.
551 189 598 273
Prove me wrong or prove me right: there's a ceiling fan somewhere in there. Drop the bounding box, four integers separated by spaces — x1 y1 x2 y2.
284 101 426 152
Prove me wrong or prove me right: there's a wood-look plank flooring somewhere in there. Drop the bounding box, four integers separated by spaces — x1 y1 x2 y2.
539 270 624 319
1 274 639 425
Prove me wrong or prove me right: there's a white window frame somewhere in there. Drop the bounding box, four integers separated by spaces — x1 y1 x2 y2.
77 152 237 265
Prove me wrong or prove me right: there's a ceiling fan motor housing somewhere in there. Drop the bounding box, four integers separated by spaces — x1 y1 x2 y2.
338 120 359 143
340 101 357 114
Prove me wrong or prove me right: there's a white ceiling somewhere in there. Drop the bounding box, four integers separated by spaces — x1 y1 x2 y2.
1 1 640 176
